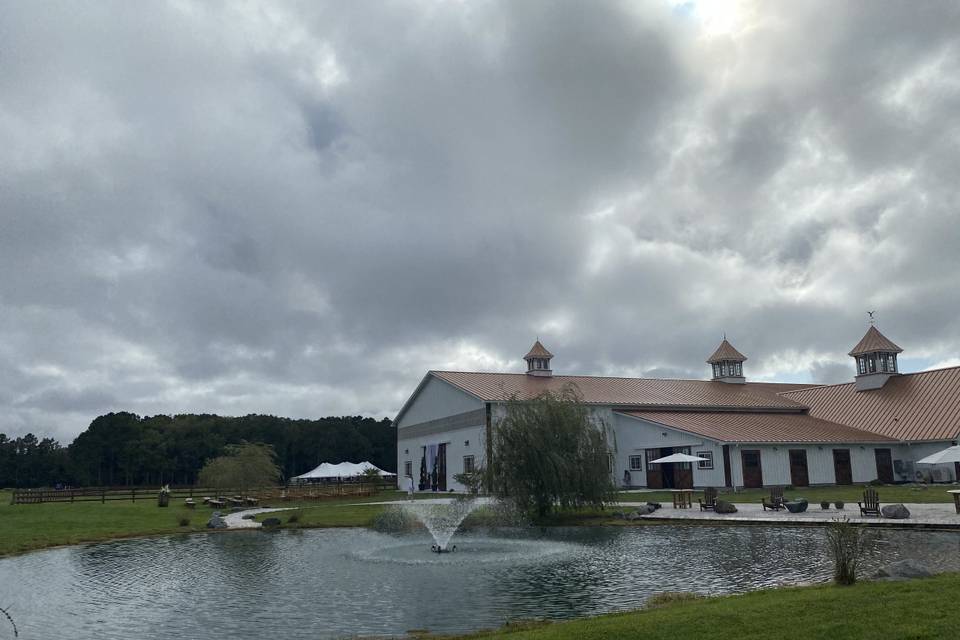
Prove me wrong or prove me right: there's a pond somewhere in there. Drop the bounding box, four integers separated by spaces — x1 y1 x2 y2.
1 525 959 639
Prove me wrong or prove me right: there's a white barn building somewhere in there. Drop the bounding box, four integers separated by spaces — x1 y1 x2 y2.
394 327 960 492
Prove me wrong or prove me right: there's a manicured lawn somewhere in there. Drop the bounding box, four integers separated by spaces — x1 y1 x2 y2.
620 484 958 506
0 489 411 557
450 572 960 639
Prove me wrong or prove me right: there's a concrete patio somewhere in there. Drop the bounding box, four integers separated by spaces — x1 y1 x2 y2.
619 501 960 528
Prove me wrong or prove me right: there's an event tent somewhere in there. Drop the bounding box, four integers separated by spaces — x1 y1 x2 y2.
292 461 395 481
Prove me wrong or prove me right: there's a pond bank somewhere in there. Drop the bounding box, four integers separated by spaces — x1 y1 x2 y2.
440 571 960 639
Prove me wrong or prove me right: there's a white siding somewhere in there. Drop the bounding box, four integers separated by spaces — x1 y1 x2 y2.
397 424 484 492
395 375 483 429
613 413 727 488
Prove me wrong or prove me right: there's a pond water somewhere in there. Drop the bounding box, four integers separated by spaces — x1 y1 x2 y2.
1 525 959 639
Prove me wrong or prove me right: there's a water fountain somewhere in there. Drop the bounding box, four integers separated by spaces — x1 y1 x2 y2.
399 497 493 551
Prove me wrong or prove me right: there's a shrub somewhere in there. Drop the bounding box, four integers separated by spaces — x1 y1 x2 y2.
287 511 300 524
835 501 845 510
646 592 706 609
825 518 867 585
868 479 884 486
178 517 190 527
820 501 831 510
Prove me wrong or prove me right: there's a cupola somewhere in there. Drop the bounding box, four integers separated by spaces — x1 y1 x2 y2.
707 337 747 384
524 340 553 377
849 324 902 392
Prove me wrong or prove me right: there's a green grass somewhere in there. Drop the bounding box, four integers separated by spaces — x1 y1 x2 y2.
0 489 414 557
619 483 958 506
448 572 960 639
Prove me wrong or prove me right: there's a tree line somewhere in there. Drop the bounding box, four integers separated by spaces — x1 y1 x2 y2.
0 412 396 488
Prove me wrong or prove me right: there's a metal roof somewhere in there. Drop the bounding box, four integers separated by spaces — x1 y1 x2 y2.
619 410 897 444
430 371 812 410
523 340 553 359
707 339 747 363
783 366 960 441
848 326 903 356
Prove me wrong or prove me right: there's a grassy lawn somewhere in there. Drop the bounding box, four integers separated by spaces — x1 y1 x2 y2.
0 489 412 557
449 572 960 640
619 484 958 506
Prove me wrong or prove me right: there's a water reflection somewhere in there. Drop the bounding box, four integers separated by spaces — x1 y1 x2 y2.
0 525 958 639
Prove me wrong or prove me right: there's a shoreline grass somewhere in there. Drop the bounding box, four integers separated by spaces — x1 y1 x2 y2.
442 572 960 639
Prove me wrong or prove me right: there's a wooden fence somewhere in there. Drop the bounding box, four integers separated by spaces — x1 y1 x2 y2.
10 478 396 505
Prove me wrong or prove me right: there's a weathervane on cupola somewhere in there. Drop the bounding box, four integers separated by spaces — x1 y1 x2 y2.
707 335 747 384
849 312 903 392
524 339 553 377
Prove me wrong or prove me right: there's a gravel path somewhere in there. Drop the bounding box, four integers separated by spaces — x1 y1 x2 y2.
222 507 297 529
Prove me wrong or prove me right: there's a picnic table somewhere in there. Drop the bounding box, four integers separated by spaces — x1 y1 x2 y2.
949 490 960 515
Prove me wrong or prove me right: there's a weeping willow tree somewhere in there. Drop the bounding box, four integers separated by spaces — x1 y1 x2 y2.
489 385 617 517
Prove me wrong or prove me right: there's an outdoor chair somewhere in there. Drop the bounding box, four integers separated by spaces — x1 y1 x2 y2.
761 486 785 511
858 488 881 517
699 487 718 511
183 498 196 509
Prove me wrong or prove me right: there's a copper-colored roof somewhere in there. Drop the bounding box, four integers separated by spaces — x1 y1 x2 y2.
619 410 896 444
431 371 811 410
783 366 960 441
848 326 903 356
707 339 747 363
523 340 553 359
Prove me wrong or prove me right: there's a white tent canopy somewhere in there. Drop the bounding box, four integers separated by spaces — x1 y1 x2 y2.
648 453 710 464
293 461 396 480
916 445 960 465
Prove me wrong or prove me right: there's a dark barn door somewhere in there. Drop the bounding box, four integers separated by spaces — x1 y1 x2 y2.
788 449 810 487
874 449 894 484
722 445 732 487
833 449 853 485
741 450 763 488
437 443 447 492
674 446 693 489
645 449 663 489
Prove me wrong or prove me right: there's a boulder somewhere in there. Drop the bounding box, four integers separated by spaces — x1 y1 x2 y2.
634 504 657 515
261 517 282 527
241 514 256 520
881 504 911 519
206 513 228 529
714 500 737 514
646 502 662 510
874 559 932 580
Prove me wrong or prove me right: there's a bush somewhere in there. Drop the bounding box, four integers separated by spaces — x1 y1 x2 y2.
868 479 884 486
820 501 831 510
825 518 867 585
371 505 420 533
835 501 845 510
178 517 190 527
287 511 300 524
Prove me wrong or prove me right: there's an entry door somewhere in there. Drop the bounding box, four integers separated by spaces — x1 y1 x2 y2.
741 450 763 488
437 443 447 491
874 449 894 484
833 449 853 485
674 446 693 489
645 449 663 489
788 449 810 487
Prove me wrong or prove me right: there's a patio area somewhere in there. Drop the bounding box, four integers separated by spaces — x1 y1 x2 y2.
620 500 960 528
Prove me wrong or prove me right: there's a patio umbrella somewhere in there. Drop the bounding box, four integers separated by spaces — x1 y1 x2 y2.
649 453 710 464
916 445 960 465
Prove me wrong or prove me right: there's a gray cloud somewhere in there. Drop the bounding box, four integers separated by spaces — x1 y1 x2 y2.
2 1 959 442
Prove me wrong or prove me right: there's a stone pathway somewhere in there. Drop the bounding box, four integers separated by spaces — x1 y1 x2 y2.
222 507 296 529
619 501 960 528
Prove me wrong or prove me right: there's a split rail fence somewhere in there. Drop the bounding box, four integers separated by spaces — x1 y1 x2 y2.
10 478 396 505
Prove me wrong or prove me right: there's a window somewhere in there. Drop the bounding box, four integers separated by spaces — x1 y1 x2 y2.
696 451 714 470
463 455 475 474
629 455 643 471
404 461 412 477
464 440 470 447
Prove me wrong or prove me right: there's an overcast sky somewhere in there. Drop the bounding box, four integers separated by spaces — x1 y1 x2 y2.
3 0 960 442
